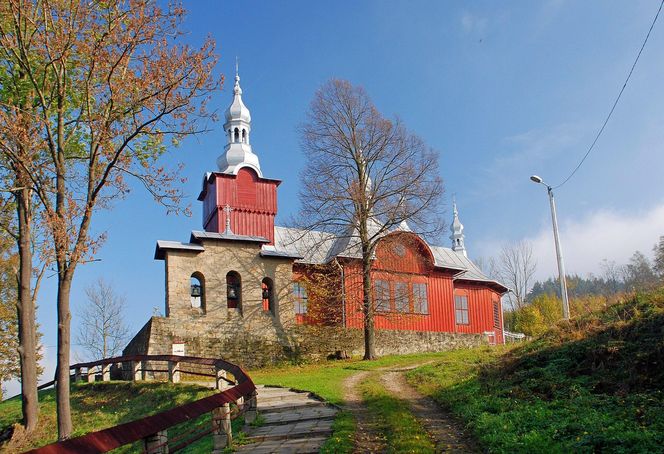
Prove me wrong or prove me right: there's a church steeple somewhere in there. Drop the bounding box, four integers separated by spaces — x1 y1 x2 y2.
450 199 466 256
217 63 263 177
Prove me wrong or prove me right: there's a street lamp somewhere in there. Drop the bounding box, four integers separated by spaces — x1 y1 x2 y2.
530 175 570 320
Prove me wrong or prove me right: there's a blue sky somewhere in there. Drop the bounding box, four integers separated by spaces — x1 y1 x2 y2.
8 0 664 394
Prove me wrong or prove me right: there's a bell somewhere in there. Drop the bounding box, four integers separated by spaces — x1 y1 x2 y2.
227 285 238 299
262 288 270 300
191 284 202 298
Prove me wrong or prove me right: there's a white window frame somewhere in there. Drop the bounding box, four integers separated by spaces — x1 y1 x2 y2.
374 279 390 312
455 294 469 325
395 281 409 313
413 283 428 314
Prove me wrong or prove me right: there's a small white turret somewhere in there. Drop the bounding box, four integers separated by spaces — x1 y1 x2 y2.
217 62 263 177
450 199 466 256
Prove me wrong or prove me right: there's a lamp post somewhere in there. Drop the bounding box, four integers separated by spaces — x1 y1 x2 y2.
530 175 570 320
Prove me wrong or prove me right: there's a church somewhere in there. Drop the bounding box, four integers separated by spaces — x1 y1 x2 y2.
124 72 508 366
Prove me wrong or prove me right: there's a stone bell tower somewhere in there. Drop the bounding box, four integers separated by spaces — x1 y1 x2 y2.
198 67 280 244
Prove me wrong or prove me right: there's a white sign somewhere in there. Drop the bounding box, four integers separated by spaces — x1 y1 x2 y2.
172 343 185 356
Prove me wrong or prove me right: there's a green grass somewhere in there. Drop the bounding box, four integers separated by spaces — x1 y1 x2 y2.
0 381 216 452
319 410 355 453
249 351 446 404
407 289 664 453
361 375 435 453
250 351 447 453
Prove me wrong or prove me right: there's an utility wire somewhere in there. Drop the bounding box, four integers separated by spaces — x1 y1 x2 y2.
554 0 664 190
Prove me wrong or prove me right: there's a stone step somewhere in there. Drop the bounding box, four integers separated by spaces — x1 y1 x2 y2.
235 436 329 453
245 419 335 443
257 392 315 404
262 406 338 425
258 399 328 413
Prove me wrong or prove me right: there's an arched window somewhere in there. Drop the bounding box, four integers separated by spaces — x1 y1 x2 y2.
226 271 242 310
234 128 240 142
242 129 247 143
228 129 233 142
190 273 205 313
262 277 275 315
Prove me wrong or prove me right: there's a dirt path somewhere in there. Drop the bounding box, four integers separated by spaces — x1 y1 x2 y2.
342 371 386 453
380 370 479 453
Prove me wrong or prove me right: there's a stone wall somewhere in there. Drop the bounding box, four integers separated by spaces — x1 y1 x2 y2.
124 315 484 369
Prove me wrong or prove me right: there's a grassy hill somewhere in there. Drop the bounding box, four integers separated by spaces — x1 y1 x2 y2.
408 288 664 453
0 381 216 452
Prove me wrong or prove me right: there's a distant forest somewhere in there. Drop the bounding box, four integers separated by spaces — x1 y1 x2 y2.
529 236 664 300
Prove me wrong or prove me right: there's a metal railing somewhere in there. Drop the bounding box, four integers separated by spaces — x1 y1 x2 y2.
25 354 257 453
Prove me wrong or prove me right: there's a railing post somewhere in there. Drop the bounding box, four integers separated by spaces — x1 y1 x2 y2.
168 360 180 384
215 366 226 391
212 365 232 451
87 366 96 383
144 430 168 454
244 390 258 425
74 367 81 382
211 406 232 452
102 363 111 381
132 360 141 381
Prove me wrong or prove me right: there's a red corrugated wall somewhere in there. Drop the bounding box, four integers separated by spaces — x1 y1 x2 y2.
336 233 505 343
201 168 279 244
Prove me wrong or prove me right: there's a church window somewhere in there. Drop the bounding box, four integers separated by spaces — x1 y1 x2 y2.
374 279 390 312
395 282 409 312
293 282 308 314
242 129 247 143
413 283 428 314
234 128 240 142
190 273 205 313
262 277 275 315
226 271 242 309
455 294 469 325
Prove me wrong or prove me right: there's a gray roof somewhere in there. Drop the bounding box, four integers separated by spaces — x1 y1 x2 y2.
155 225 506 291
154 240 205 259
273 226 506 290
190 230 269 244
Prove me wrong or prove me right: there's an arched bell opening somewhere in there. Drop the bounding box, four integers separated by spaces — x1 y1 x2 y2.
226 271 242 312
190 272 205 314
261 277 275 316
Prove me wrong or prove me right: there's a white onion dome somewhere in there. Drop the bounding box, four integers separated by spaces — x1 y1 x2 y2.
224 74 251 123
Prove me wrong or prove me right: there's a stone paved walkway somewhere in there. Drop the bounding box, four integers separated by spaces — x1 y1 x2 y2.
236 385 338 453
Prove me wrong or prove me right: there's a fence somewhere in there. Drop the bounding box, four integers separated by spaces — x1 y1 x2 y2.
25 354 256 453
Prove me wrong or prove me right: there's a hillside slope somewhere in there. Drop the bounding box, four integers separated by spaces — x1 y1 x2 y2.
408 288 664 453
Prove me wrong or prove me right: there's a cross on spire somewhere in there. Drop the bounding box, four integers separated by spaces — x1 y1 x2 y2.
223 204 233 234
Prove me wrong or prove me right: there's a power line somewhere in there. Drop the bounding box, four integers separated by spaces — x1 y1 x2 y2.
554 0 664 190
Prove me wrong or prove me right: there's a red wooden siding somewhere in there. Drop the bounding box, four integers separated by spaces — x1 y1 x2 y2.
328 234 505 343
454 281 504 344
201 168 279 244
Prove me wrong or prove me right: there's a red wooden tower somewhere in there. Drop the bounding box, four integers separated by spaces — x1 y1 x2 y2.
197 70 280 244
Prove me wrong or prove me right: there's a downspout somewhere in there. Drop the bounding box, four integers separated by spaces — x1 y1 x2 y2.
333 258 346 328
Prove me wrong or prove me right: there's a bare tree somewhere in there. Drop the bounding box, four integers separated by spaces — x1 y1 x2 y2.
495 241 537 311
77 278 130 361
599 259 624 294
296 79 444 360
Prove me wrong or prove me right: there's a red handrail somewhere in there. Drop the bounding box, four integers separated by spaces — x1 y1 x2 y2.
23 354 256 454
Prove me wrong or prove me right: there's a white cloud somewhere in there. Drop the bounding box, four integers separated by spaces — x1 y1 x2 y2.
460 12 488 35
477 202 664 282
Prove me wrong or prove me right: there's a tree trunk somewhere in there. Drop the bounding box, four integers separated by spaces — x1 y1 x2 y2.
362 253 375 360
55 274 73 439
15 187 39 432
